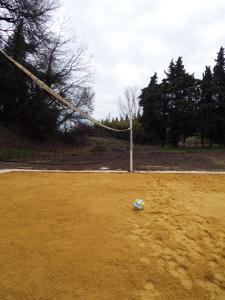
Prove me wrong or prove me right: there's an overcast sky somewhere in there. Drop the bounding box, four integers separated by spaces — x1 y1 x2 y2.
60 0 225 119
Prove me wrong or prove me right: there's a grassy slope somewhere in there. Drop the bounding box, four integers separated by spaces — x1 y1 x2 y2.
0 126 225 161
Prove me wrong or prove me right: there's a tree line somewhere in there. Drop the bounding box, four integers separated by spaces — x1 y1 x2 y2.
0 0 94 140
1 2 225 147
103 47 225 147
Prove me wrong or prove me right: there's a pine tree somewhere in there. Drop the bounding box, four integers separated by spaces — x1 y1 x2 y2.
0 0 94 140
139 73 168 146
0 24 30 127
199 66 216 146
213 47 225 146
0 23 59 139
164 57 198 147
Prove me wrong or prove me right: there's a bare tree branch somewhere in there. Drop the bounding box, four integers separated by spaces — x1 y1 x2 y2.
118 86 140 119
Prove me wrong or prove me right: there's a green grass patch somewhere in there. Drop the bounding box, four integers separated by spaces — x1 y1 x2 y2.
0 148 34 160
160 147 225 153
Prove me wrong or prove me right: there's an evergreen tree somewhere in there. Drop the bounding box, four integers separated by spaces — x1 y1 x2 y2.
199 66 216 146
0 23 30 127
139 73 168 146
213 47 225 145
164 57 198 147
0 0 94 140
0 21 59 139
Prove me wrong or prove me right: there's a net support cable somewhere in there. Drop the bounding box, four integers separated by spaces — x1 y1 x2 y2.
0 49 130 133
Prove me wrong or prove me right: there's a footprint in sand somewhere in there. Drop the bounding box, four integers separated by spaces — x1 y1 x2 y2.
171 222 205 258
128 227 147 242
200 229 215 247
157 258 166 273
216 230 225 241
137 282 159 300
195 278 225 300
139 257 150 265
167 259 193 290
132 228 148 236
208 256 219 270
128 223 164 255
144 241 163 257
197 256 225 296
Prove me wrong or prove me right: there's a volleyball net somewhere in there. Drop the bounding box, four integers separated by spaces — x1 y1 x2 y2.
0 49 134 171
0 49 130 133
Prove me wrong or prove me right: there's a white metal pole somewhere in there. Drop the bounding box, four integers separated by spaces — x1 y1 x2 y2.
130 111 133 172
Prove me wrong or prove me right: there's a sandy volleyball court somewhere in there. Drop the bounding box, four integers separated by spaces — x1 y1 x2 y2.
0 172 224 300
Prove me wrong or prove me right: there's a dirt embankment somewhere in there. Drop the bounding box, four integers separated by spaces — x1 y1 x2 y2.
0 126 225 171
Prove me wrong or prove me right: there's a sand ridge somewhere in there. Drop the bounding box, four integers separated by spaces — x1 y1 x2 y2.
0 172 224 299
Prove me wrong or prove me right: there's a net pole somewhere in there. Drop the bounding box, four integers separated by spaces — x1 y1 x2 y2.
130 111 133 172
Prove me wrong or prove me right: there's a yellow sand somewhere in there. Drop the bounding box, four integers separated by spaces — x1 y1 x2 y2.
0 172 225 300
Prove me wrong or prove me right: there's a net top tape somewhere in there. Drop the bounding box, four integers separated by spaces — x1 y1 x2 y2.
0 49 130 133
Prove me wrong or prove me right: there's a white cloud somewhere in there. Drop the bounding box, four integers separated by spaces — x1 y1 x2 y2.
113 62 142 86
60 0 225 118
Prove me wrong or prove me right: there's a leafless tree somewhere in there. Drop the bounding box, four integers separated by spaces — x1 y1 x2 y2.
35 21 95 131
0 0 95 136
118 86 140 119
0 0 57 45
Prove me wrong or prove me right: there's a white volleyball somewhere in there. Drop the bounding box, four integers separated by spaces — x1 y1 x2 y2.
133 199 144 210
